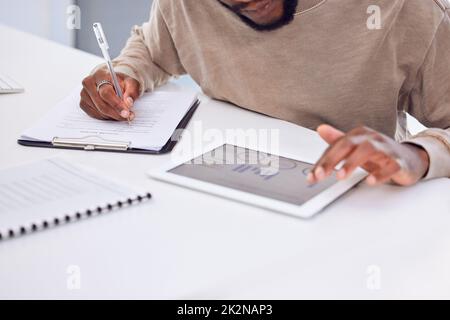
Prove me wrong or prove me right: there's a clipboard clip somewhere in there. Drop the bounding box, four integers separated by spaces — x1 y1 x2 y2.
52 136 130 151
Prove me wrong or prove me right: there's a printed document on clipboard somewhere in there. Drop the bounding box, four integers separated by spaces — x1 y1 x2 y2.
18 85 199 154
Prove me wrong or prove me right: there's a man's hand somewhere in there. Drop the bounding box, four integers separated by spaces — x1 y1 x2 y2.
80 69 140 121
307 125 430 187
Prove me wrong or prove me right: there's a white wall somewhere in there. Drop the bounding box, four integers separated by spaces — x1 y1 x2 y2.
0 0 153 56
75 0 153 58
0 0 74 46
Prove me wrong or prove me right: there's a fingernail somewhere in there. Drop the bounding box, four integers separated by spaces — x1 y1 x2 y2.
129 112 135 121
120 110 130 118
315 167 325 180
127 97 134 107
337 169 346 179
366 176 377 185
307 172 314 183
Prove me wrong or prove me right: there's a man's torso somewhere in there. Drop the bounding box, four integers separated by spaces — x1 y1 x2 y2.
156 0 447 137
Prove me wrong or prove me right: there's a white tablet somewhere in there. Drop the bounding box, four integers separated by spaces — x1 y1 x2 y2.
149 144 367 219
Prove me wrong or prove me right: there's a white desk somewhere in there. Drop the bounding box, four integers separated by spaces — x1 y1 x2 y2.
1 25 449 299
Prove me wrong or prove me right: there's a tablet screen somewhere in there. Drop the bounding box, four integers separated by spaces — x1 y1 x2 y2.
169 145 339 206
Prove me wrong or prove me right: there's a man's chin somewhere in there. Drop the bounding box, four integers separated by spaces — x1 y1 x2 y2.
241 0 283 26
220 0 299 32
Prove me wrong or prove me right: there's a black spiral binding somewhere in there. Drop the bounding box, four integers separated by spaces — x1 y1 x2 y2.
0 193 152 241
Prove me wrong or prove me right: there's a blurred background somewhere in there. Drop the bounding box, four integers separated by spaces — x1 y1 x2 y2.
0 0 153 58
0 0 197 87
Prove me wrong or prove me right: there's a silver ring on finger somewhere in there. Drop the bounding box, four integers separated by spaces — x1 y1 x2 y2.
96 80 113 93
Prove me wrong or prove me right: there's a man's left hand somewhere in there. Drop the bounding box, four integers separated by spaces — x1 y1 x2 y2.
307 125 430 186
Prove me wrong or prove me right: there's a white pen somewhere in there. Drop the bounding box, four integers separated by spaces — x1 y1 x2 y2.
93 22 131 124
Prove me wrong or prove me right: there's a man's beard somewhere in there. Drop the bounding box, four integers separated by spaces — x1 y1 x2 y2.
219 0 299 31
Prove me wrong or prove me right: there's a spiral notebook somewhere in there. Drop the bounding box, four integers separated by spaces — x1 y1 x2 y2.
0 157 151 241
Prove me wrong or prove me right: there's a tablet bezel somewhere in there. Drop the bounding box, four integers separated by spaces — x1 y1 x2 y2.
148 143 368 219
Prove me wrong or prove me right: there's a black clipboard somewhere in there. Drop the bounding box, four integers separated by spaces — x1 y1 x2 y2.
18 99 200 155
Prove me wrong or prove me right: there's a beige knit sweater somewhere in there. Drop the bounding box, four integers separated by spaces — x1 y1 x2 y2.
104 0 450 179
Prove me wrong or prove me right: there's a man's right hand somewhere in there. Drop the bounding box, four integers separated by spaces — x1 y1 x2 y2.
80 69 140 121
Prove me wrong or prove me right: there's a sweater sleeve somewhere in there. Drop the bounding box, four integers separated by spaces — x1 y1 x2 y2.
93 0 186 96
403 7 450 180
